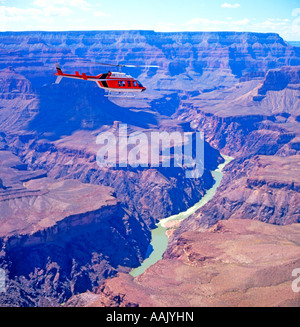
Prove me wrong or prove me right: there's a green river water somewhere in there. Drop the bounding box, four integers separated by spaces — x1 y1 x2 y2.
130 155 234 277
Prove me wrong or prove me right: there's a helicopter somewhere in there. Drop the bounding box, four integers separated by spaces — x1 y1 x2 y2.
54 62 159 97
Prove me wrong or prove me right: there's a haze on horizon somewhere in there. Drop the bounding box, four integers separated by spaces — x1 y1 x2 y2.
0 0 299 41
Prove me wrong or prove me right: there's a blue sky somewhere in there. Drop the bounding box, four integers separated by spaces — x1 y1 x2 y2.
0 0 299 40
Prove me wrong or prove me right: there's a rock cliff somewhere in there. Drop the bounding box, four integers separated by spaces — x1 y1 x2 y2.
181 155 300 231
0 150 150 306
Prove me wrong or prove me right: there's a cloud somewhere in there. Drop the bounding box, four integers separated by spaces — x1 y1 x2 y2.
290 8 300 39
0 1 111 31
267 18 290 22
34 0 91 10
0 4 74 31
221 3 240 9
0 0 96 30
292 8 300 17
252 18 290 31
0 5 72 19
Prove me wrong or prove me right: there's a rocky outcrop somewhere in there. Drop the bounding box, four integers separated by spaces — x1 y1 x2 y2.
0 198 146 307
0 67 32 95
180 155 300 231
67 219 300 307
258 66 300 95
0 150 150 306
0 67 38 132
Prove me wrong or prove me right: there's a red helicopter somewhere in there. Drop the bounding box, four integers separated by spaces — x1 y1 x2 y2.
55 62 158 97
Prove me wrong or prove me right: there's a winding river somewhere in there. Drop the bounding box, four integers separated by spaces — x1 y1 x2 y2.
130 154 233 277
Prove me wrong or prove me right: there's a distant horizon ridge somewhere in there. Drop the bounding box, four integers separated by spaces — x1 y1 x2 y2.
0 30 297 42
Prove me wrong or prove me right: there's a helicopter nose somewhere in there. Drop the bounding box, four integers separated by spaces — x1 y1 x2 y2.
142 87 146 92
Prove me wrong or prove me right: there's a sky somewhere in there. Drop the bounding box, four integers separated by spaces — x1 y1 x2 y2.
0 0 299 41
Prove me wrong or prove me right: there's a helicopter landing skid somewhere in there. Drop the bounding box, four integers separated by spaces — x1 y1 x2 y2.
104 91 136 99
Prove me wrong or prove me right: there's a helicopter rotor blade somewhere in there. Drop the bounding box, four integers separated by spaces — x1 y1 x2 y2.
89 62 120 67
122 64 160 68
88 62 159 68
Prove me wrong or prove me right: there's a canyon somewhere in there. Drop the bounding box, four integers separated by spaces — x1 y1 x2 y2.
0 30 299 306
66 62 300 307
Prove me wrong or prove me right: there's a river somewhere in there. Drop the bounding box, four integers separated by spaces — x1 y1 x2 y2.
130 154 233 277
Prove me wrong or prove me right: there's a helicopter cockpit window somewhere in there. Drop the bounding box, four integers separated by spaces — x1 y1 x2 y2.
133 81 137 87
136 80 143 87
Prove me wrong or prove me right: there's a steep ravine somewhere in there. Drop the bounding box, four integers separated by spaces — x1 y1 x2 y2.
129 155 233 278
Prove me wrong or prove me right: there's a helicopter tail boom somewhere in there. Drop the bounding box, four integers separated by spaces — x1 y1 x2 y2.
55 63 63 84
